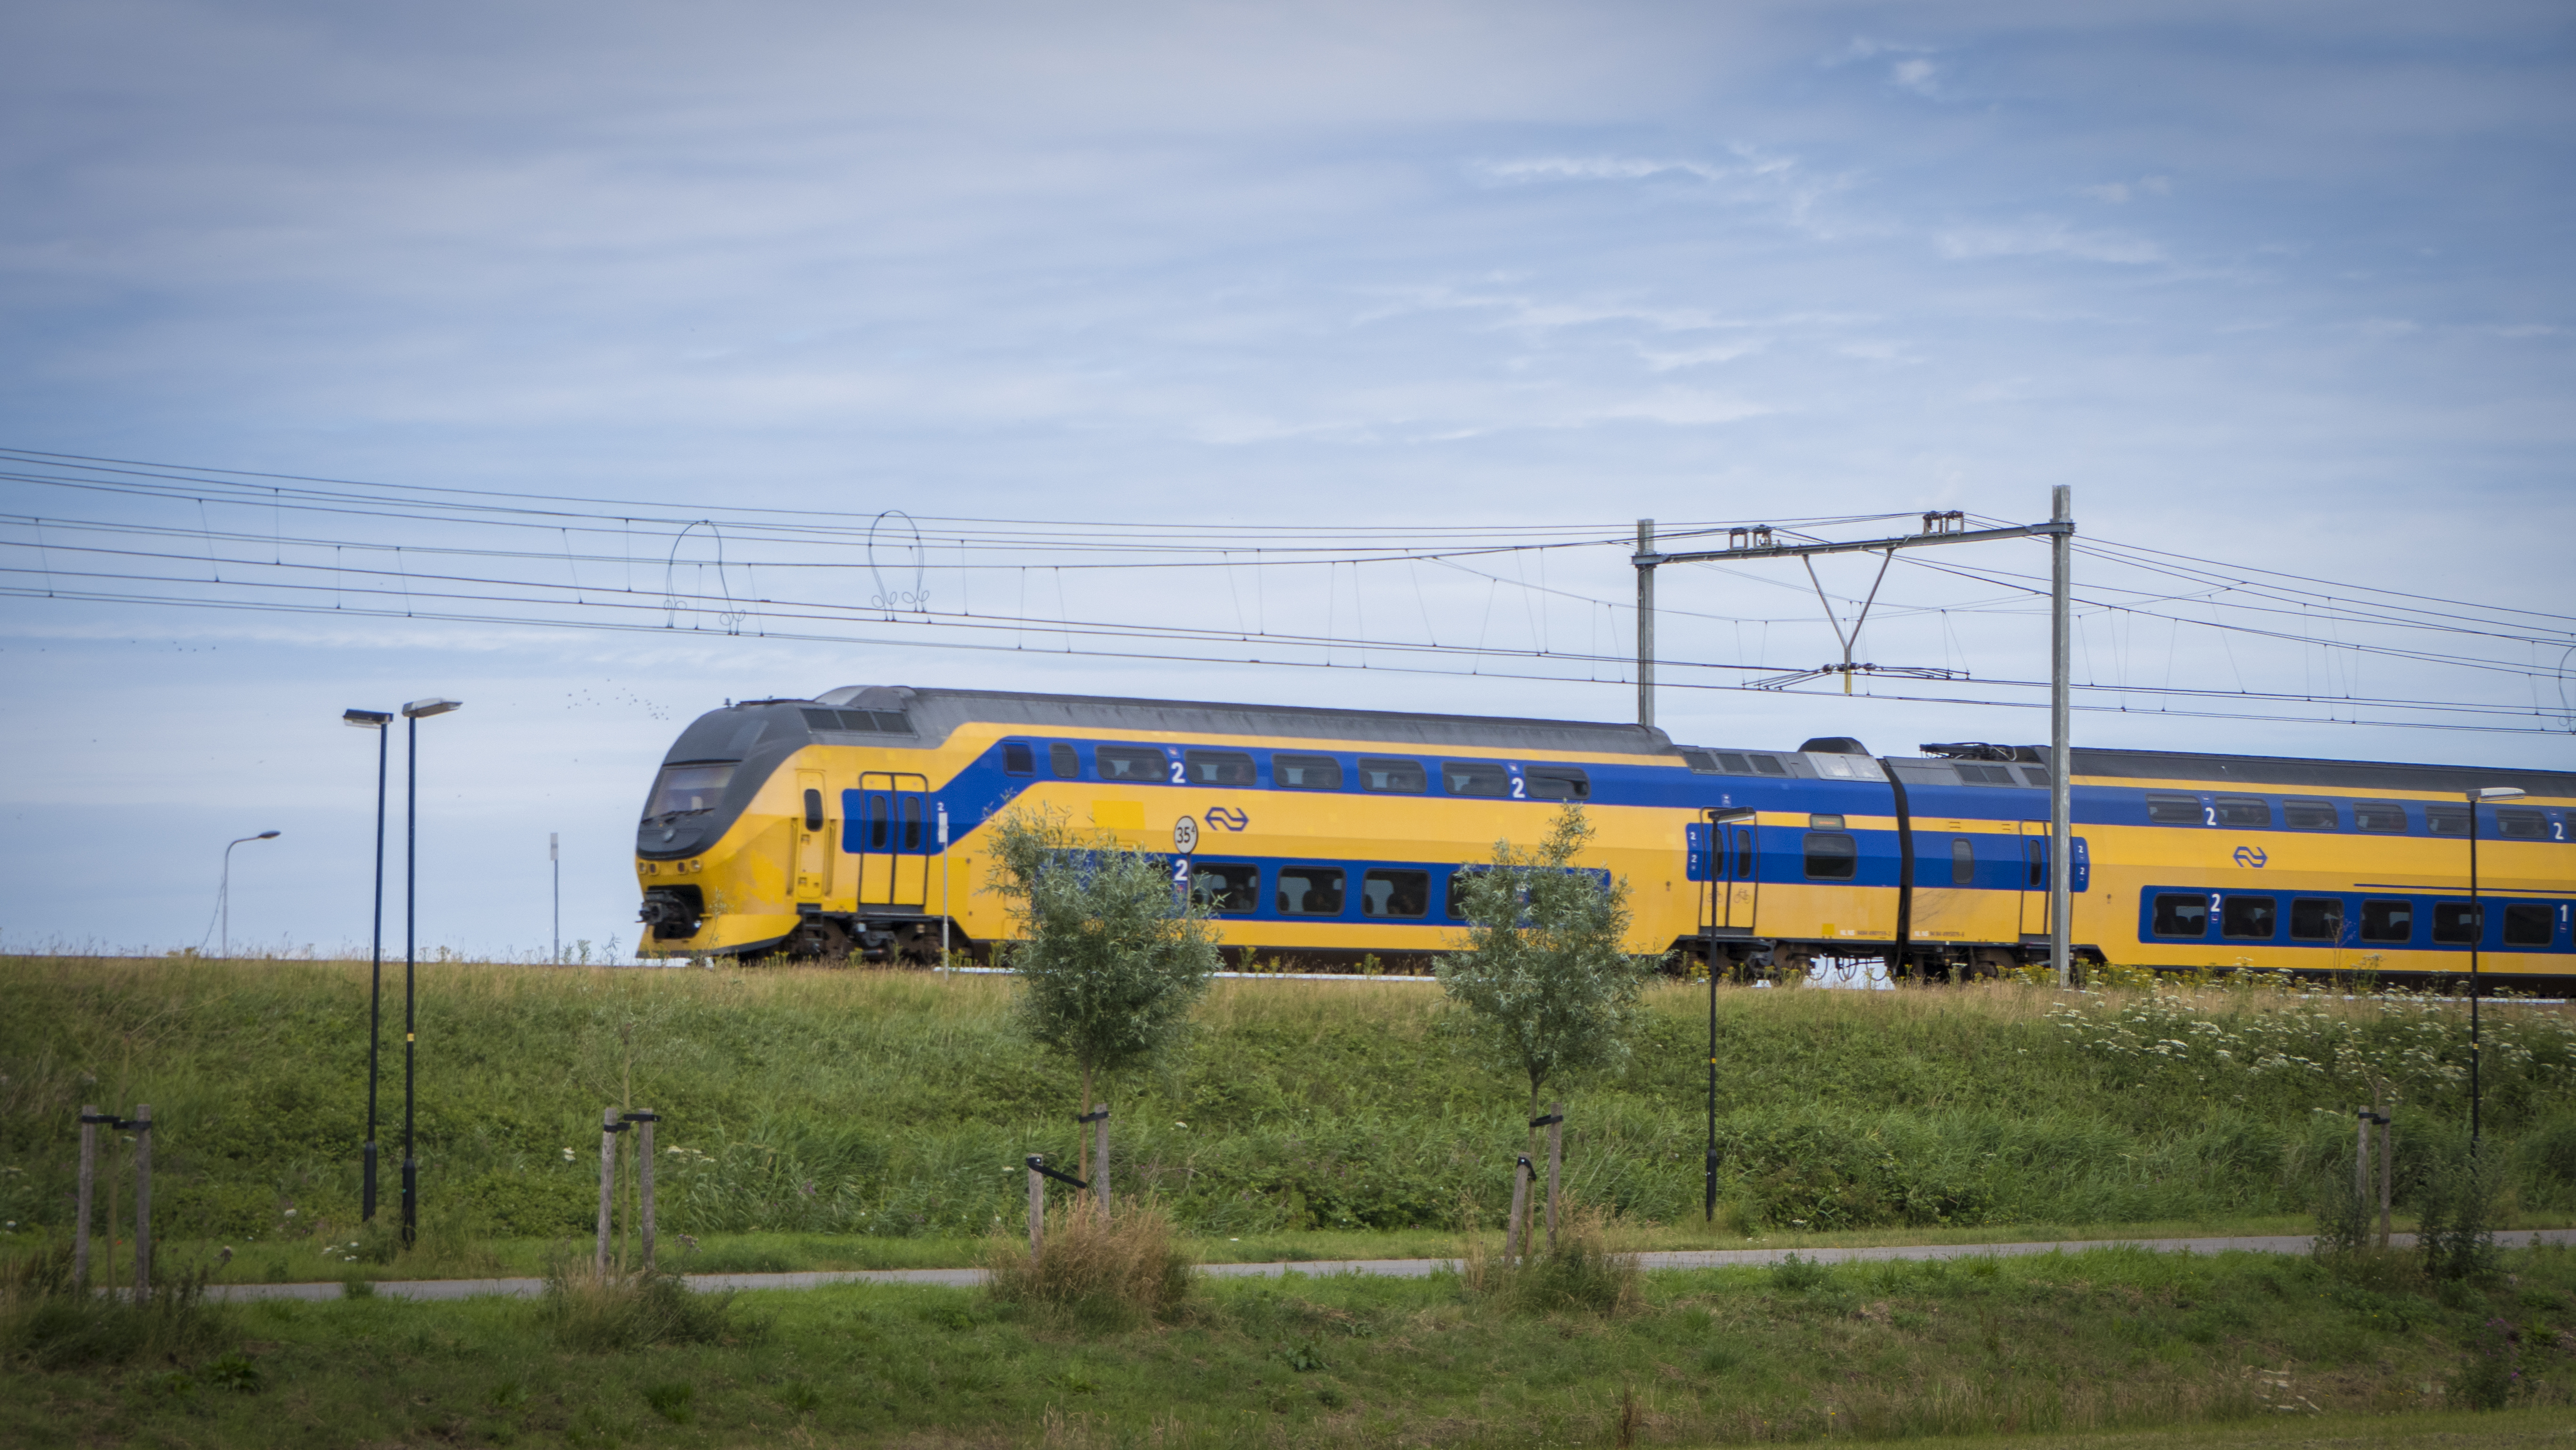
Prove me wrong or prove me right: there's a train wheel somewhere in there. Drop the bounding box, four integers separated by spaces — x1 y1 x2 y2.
786 917 853 962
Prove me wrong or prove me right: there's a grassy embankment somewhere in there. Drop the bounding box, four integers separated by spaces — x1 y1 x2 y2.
1 955 2573 1283
3 1240 2573 1446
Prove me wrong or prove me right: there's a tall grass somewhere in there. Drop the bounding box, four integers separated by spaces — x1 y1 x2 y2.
0 1241 228 1370
983 1201 1193 1326
3 956 2571 1253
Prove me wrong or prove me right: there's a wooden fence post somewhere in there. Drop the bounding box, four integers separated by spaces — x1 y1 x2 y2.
132 1105 153 1300
1027 1158 1045 1265
2354 1107 2370 1214
634 1111 657 1273
1505 1156 1531 1263
1093 1105 1111 1218
596 1107 620 1275
75 1105 98 1292
1546 1102 1564 1254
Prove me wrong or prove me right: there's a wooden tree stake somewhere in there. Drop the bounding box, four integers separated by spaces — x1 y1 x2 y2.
1546 1102 1564 1254
132 1105 153 1300
75 1105 97 1292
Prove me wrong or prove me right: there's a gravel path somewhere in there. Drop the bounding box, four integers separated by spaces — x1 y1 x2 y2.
201 1228 2576 1303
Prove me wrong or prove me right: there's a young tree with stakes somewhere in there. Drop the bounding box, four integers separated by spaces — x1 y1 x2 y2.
987 807 1221 1198
1437 804 1654 1248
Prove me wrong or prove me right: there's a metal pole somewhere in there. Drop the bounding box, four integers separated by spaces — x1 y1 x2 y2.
1635 519 1656 728
1705 927 1718 1224
402 715 419 1247
365 723 386 1221
2468 796 2481 1152
75 1105 97 1291
221 840 233 958
2048 485 2073 988
551 833 560 965
131 1104 152 1300
938 805 951 973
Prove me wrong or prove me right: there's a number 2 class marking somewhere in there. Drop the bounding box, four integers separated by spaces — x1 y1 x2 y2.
1511 777 1525 799
1169 759 1186 785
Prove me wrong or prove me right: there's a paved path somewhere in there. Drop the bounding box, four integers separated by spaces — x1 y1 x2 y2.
203 1229 2576 1304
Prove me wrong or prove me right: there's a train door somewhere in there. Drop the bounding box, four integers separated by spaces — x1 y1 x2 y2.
854 772 930 908
1690 809 1760 937
793 769 832 902
2018 824 2050 941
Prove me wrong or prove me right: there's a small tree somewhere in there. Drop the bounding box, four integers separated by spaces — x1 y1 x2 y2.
986 807 1221 1185
1438 805 1654 1243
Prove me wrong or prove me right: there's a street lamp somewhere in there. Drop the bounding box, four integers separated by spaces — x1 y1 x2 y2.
343 708 394 1219
218 831 282 957
398 696 463 1246
2466 784 2525 1153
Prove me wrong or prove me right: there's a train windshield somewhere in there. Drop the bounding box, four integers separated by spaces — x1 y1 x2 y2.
645 762 736 818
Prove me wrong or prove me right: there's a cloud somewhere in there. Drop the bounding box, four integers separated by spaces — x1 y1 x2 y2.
1935 219 2166 265
2082 177 2172 204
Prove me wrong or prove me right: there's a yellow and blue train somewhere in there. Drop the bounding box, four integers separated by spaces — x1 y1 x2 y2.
634 685 2576 985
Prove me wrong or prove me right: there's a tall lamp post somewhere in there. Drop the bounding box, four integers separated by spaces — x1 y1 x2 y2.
399 697 463 1246
218 831 282 957
2466 784 2525 1153
343 709 394 1218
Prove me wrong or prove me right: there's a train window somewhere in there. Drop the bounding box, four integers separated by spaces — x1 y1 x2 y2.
1183 750 1257 786
803 789 823 831
1095 746 1166 782
2431 902 2478 943
1190 862 1259 914
1680 750 1719 773
866 794 890 851
900 797 923 851
1749 755 1790 776
2425 807 2471 837
2504 904 2553 946
2496 808 2547 840
1002 743 1035 776
1526 766 1591 800
1733 829 1756 880
2025 839 2047 888
2222 896 2277 939
2359 899 2412 942
1273 754 1344 790
1362 869 1431 918
2151 894 2208 936
2146 793 2202 824
2283 799 2339 830
2290 898 2343 941
1359 757 1427 794
1803 832 1857 880
2214 796 2271 828
1049 743 1081 779
1951 838 1974 885
1276 866 1346 916
645 762 735 817
1446 867 1484 919
1958 764 2016 785
2354 802 2408 833
1441 761 1511 797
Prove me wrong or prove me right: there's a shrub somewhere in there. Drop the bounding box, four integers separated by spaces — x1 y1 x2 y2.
1462 1204 1640 1314
0 1242 228 1370
537 1261 761 1351
2417 1147 2502 1285
983 1200 1193 1328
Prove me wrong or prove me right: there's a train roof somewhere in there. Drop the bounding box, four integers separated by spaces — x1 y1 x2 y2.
811 685 1678 756
2051 746 2576 798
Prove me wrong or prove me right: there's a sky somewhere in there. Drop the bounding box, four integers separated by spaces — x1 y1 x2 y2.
1 0 2571 959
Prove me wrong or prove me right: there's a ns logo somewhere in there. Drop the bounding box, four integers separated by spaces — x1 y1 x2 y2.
2233 845 2268 869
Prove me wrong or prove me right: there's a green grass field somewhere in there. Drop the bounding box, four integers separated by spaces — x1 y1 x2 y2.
3 956 2573 1273
4 1242 2571 1446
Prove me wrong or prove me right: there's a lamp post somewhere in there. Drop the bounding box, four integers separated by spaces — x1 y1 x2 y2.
399 697 463 1246
218 831 282 957
2465 784 2525 1153
550 833 561 965
343 709 394 1218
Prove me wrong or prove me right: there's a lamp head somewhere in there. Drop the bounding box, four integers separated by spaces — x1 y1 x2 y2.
256 830 281 840
2471 787 2527 802
343 709 393 729
402 698 463 719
